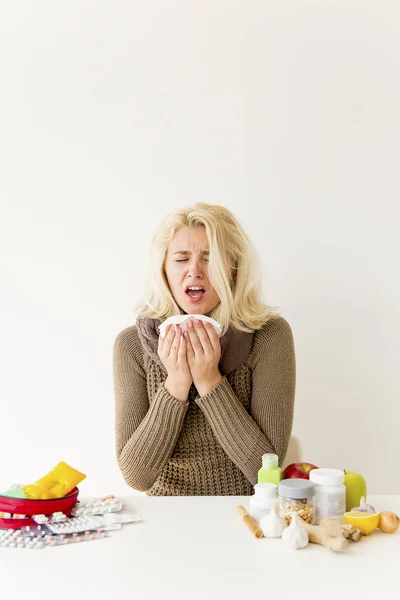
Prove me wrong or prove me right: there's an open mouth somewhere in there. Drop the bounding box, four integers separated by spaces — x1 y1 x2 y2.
185 286 206 302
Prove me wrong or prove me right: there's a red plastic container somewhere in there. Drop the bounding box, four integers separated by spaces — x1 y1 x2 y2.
0 487 79 529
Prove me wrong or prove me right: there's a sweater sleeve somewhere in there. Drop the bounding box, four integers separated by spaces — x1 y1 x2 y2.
194 317 296 486
113 327 189 492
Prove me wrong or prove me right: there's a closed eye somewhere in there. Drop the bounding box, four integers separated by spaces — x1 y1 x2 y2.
175 259 209 262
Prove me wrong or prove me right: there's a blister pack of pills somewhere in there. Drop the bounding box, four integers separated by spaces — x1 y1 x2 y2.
0 529 47 550
21 524 48 537
101 513 143 525
32 511 68 525
46 530 110 546
45 515 103 535
20 513 141 538
72 496 123 517
16 527 111 549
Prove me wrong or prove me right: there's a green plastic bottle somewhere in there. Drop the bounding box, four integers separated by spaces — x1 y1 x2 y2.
258 453 282 485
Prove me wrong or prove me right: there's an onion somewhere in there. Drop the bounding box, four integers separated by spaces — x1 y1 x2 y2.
378 511 400 533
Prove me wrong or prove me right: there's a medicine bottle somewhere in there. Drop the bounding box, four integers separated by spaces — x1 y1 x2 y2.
248 483 278 522
258 453 282 485
309 468 346 524
278 478 316 525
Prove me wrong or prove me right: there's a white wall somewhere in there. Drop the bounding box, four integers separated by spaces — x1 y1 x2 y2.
1 1 399 497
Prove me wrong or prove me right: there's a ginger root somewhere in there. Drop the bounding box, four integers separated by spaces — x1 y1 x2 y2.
297 519 349 552
296 517 363 551
319 517 362 542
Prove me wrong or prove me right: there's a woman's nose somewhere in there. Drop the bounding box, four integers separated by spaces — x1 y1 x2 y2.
187 261 204 277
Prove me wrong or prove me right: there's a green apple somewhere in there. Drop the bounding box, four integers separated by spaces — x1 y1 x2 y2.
344 470 367 511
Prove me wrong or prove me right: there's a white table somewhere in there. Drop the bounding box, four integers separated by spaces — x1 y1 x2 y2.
1 495 399 599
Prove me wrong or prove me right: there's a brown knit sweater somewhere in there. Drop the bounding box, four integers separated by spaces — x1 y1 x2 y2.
113 316 296 496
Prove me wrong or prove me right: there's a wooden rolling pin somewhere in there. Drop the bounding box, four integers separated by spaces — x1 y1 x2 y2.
236 505 264 538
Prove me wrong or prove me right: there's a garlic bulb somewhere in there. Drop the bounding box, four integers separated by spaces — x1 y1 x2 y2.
350 496 376 514
259 504 287 538
281 512 309 549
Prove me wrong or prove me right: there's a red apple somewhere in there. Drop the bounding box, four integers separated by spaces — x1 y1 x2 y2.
282 462 319 480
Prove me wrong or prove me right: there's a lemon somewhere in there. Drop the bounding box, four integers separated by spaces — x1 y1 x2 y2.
344 511 380 535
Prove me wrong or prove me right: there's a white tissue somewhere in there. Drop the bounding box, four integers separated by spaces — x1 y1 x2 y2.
158 314 222 339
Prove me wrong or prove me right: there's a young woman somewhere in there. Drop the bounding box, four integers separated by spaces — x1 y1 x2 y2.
113 203 296 495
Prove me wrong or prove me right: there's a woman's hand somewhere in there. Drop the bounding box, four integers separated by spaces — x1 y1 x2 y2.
158 325 192 401
184 318 222 396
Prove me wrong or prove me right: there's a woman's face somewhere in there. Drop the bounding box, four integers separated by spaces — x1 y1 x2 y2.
164 226 221 315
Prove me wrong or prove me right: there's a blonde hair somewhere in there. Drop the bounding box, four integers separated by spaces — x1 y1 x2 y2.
134 203 280 332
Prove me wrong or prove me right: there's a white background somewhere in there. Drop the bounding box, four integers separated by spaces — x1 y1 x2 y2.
1 1 399 497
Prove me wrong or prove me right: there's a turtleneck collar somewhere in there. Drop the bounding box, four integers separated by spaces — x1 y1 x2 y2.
135 315 254 376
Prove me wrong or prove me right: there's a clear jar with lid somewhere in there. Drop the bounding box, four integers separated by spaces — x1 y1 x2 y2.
248 483 279 522
309 468 346 524
278 479 316 525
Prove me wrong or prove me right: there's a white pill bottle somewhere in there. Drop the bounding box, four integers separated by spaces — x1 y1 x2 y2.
248 482 279 522
309 468 346 524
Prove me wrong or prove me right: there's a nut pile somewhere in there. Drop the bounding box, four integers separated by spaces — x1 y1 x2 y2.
280 498 314 524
